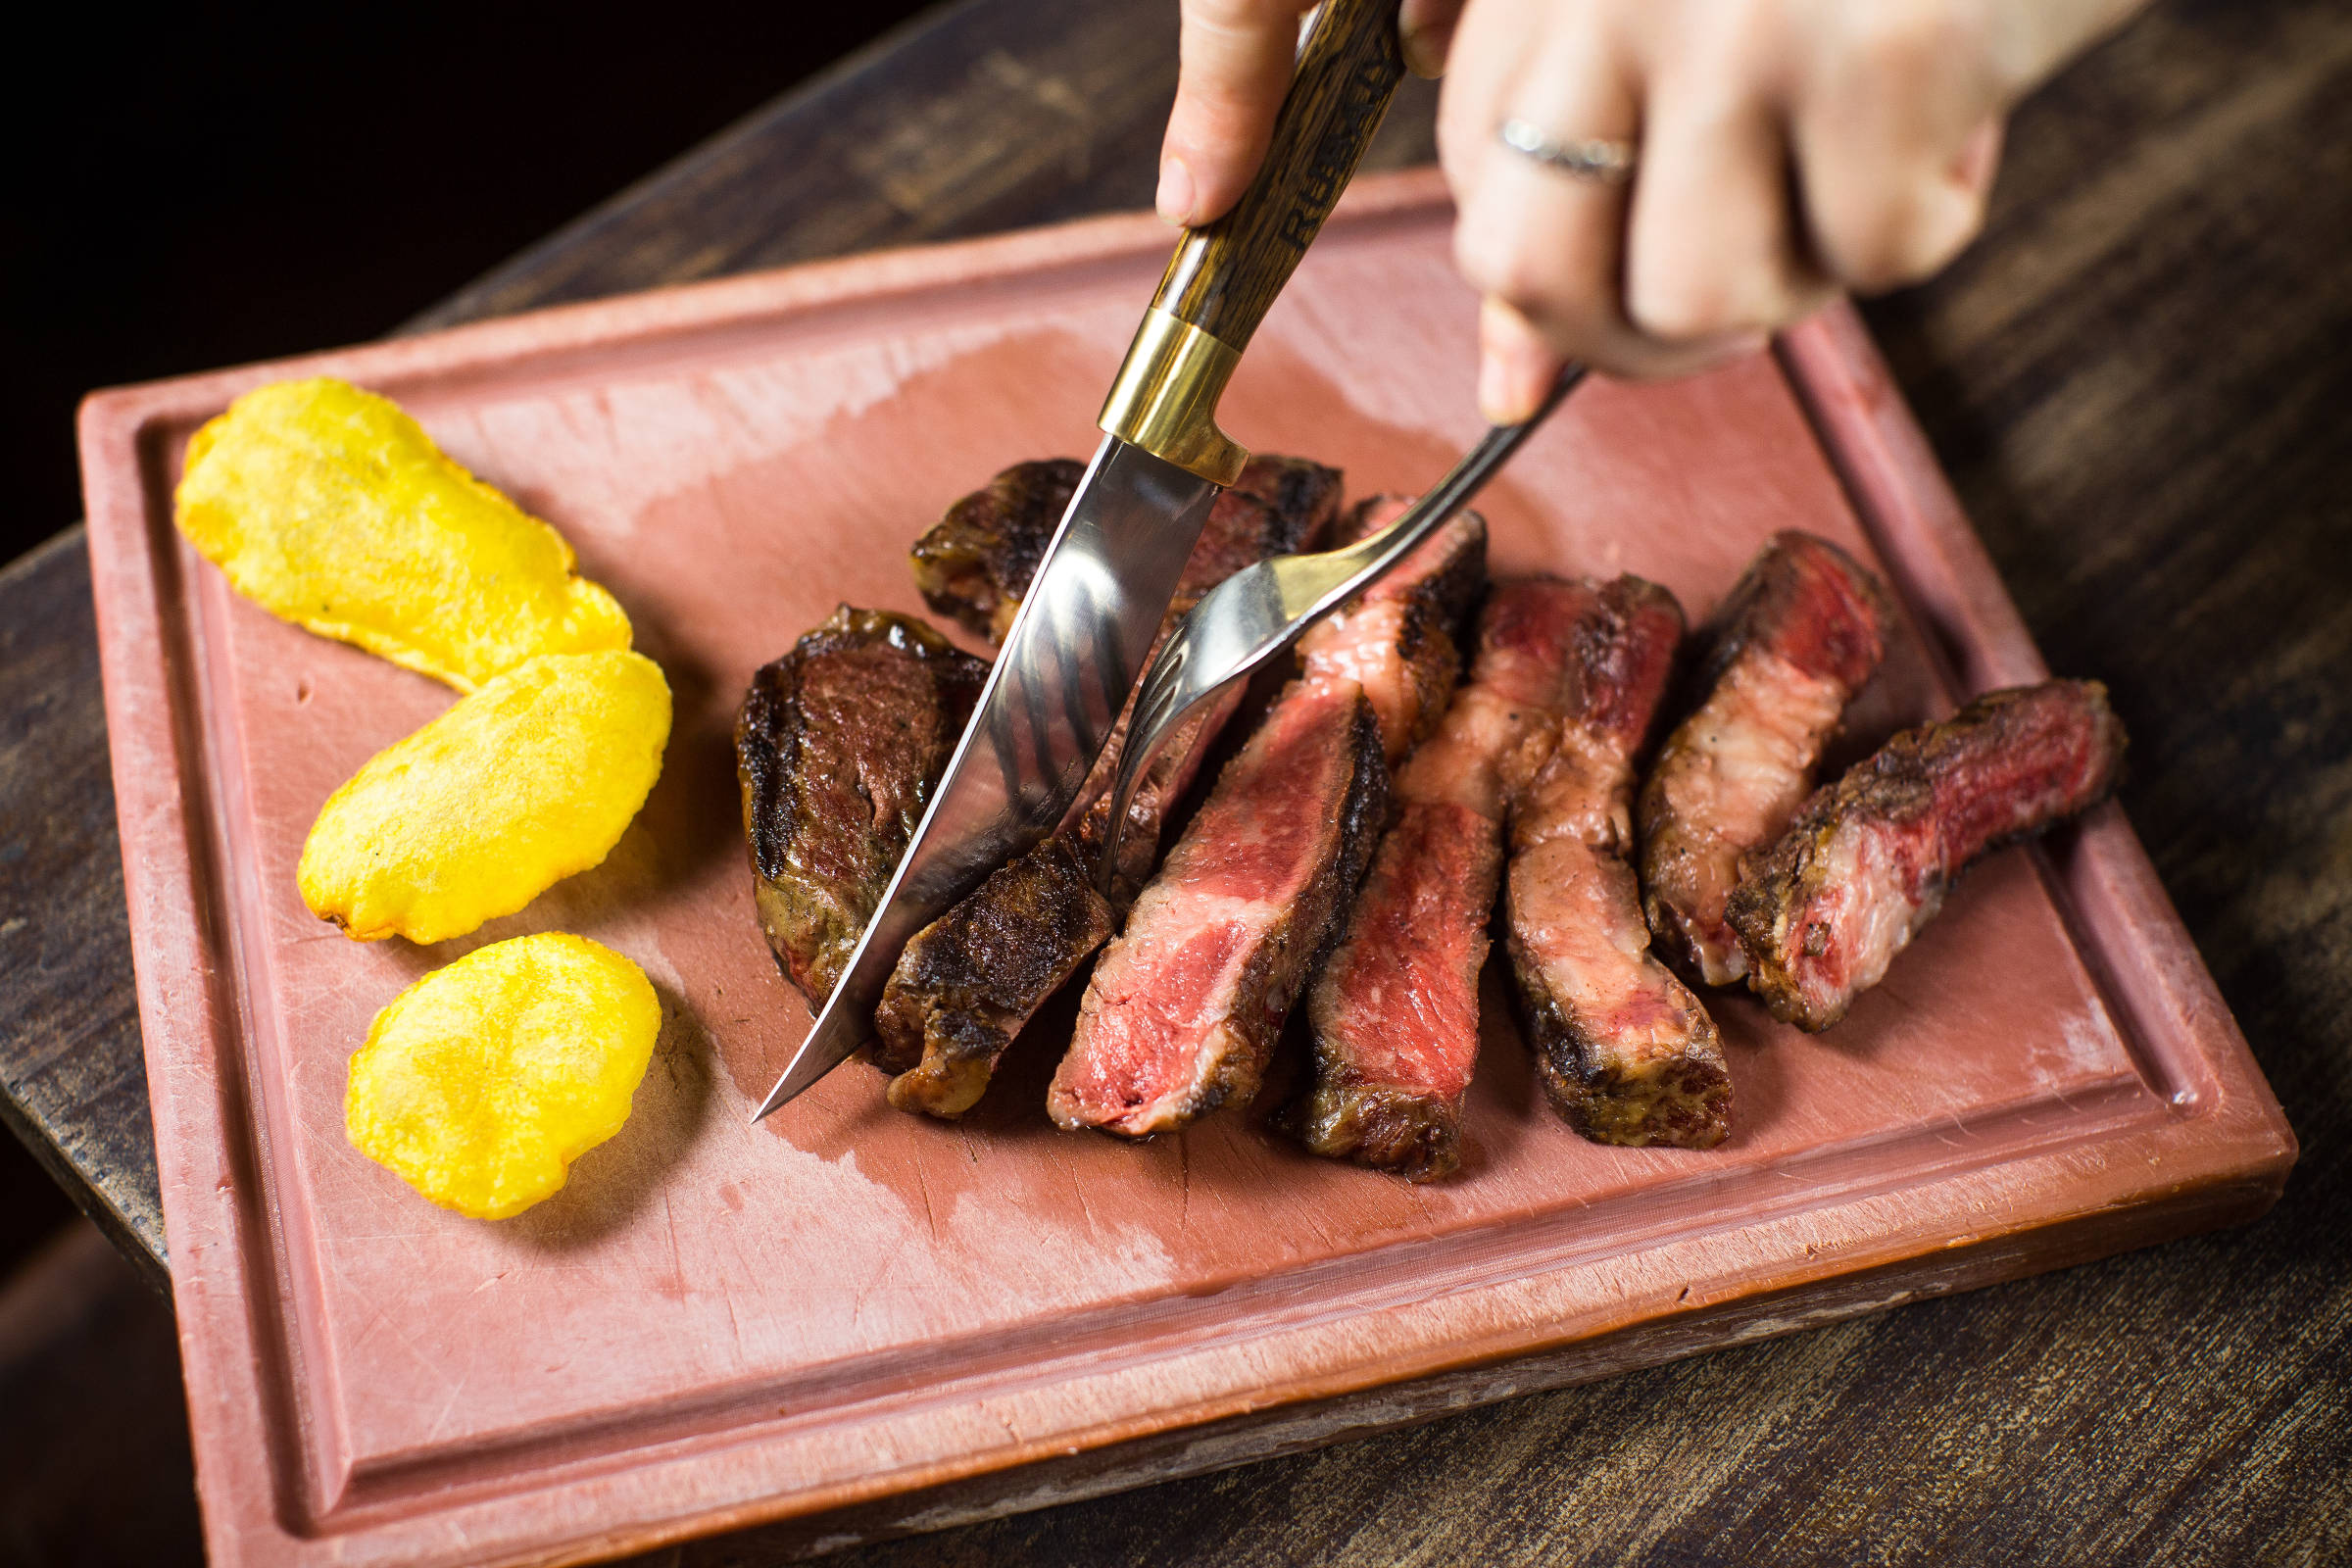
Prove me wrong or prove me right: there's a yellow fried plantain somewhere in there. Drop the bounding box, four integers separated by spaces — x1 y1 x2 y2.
299 649 670 944
346 933 661 1218
175 376 631 691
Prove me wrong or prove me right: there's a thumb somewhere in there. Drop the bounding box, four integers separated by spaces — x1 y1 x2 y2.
1161 0 1321 226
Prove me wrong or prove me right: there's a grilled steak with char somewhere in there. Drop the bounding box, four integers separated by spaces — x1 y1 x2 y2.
1298 574 1577 1179
1046 503 1485 1138
1297 497 1488 758
874 458 1344 1116
1050 678 1388 1137
735 607 988 1007
1728 679 2127 1031
909 454 1347 648
1504 577 1728 1149
1639 530 1892 986
908 459 1083 645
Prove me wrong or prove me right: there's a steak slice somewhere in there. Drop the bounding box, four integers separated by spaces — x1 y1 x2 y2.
736 607 988 1008
1298 576 1580 1179
1226 452 1349 534
875 458 1343 1114
871 834 1116 1093
1507 841 1730 1147
908 458 1083 645
1298 794 1500 1178
1728 679 2127 1031
1513 574 1688 856
908 454 1345 648
1302 575 1721 1169
1050 679 1387 1137
1297 498 1489 758
1509 575 1729 1148
1639 530 1893 986
1213 455 1348 577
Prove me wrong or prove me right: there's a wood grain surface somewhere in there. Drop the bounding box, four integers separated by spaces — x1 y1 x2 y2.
0 532 168 1288
5 0 2347 1561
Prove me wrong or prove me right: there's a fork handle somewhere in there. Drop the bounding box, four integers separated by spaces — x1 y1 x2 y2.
1151 0 1406 350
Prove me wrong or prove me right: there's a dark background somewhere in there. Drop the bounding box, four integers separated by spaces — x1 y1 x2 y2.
1 0 935 573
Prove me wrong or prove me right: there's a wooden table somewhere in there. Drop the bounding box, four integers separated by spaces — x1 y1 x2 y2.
4 0 2345 1560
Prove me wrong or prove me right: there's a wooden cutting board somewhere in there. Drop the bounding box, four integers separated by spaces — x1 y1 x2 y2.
75 170 2292 1568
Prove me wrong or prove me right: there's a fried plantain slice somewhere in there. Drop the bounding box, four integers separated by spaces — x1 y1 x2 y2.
174 376 631 691
345 933 661 1218
299 649 671 944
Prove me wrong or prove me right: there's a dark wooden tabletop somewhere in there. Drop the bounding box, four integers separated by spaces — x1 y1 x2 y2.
3 0 2345 1560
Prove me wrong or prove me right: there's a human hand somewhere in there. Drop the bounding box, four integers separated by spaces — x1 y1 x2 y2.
1157 0 2144 419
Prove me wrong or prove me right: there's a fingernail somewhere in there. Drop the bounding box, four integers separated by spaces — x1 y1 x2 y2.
1478 348 1535 425
1477 349 1510 424
1399 22 1447 78
1477 297 1560 422
1156 156 1196 227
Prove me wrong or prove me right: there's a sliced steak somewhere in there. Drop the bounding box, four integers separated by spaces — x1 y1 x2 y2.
1050 502 1481 1140
1227 452 1349 534
871 835 1115 1096
1050 679 1388 1137
736 607 988 1009
1507 840 1730 1147
876 457 1343 1114
871 692 1240 1109
1728 679 2127 1031
1513 574 1688 856
1298 576 1579 1179
1508 575 1728 1149
1298 795 1499 1178
908 454 1344 648
1302 574 1723 1169
1298 498 1489 758
908 458 1083 645
1212 455 1348 578
1639 530 1893 986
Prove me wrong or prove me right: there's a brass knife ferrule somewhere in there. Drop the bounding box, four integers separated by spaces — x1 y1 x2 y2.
1098 308 1250 487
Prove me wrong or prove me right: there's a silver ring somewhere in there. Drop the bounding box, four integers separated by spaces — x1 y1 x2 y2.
1497 120 1638 183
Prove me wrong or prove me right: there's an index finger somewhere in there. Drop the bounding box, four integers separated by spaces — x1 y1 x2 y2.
1160 0 1320 226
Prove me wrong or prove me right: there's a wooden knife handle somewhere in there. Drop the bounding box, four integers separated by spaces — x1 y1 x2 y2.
1150 0 1406 352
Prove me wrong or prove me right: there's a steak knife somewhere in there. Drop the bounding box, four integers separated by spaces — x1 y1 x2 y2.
755 0 1408 1118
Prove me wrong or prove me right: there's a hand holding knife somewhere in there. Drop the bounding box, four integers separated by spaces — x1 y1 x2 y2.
758 0 1432 1118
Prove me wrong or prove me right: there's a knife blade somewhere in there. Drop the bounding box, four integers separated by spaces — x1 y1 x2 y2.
753 438 1218 1116
755 0 1405 1118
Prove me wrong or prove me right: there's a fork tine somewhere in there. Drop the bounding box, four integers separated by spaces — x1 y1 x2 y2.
1096 639 1190 895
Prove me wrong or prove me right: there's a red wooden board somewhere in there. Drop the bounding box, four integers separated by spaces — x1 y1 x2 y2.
76 172 2292 1568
